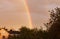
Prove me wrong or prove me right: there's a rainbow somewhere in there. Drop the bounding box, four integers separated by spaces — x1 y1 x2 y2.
23 0 33 29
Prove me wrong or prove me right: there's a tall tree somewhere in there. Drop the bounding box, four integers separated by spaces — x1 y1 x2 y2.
46 7 60 39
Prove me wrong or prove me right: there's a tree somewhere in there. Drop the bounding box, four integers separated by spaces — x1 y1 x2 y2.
19 27 48 39
46 7 60 39
19 27 36 39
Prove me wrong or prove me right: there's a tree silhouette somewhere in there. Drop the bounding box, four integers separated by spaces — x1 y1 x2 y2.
8 27 48 39
19 27 35 39
19 27 48 39
46 7 60 39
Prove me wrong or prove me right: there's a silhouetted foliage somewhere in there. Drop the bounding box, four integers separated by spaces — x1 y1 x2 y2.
36 30 48 39
19 27 36 39
8 27 48 39
46 7 60 39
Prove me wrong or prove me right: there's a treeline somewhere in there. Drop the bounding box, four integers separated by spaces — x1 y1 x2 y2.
8 7 60 39
8 27 48 39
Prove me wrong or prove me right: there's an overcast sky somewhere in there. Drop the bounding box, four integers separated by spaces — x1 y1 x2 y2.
0 0 59 30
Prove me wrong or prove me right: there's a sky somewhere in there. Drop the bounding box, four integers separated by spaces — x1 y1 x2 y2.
0 0 59 30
